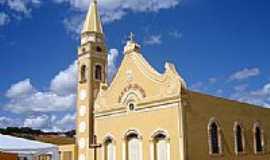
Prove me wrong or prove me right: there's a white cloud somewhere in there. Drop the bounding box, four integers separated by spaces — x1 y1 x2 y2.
231 82 270 108
190 81 203 91
23 113 75 131
50 49 118 94
216 89 223 95
5 48 119 114
23 115 50 129
144 34 162 45
229 68 260 81
56 0 181 34
54 113 76 131
251 83 270 97
0 116 19 128
5 76 76 114
108 48 119 81
0 0 40 26
190 77 219 92
208 78 217 84
234 84 248 92
0 12 10 26
54 0 180 19
50 61 77 96
169 30 182 39
63 15 84 37
5 90 76 113
3 45 119 129
6 79 35 98
189 69 268 108
7 0 30 15
4 0 40 14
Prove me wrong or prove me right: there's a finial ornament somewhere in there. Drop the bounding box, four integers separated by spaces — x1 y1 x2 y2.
129 32 135 42
124 32 141 54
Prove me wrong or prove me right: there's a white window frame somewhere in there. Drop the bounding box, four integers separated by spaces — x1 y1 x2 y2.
253 122 265 155
103 134 116 160
150 130 170 160
208 118 223 156
93 63 103 81
233 122 246 155
123 129 143 160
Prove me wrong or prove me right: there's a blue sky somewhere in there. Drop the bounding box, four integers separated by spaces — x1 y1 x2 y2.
0 0 269 131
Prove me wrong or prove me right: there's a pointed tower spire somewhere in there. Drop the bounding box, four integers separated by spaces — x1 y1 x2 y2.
82 0 103 34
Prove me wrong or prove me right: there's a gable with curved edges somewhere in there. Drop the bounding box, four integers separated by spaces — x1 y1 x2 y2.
94 50 186 114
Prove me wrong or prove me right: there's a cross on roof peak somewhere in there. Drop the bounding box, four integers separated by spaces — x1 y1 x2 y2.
129 32 135 42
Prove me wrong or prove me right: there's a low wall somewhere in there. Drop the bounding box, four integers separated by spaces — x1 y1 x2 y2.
0 152 18 160
58 144 77 160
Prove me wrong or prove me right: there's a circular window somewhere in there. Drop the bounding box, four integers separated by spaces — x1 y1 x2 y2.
79 105 86 116
129 103 135 111
79 121 86 133
79 138 86 149
79 90 87 100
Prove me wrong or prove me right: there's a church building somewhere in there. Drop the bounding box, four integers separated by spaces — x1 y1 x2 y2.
58 0 270 160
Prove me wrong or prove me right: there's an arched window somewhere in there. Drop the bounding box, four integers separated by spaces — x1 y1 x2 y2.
96 46 102 52
210 123 219 154
234 123 245 154
254 124 264 153
126 132 142 160
95 65 102 81
208 119 222 155
153 132 169 160
104 138 115 160
80 65 87 82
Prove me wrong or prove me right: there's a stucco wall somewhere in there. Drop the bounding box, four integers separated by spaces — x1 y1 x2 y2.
95 103 182 160
59 144 78 160
185 91 270 160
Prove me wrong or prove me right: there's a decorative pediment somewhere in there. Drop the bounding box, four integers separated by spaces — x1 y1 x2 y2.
94 41 186 114
118 83 146 104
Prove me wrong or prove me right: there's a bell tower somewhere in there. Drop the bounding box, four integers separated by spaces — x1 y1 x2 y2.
76 0 107 160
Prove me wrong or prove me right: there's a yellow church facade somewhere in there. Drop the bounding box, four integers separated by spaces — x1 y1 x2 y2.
58 0 270 160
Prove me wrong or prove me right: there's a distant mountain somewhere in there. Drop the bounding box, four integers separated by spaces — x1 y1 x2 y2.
0 127 75 139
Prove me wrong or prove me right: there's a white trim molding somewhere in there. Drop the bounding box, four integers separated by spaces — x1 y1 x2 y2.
123 129 143 160
150 129 170 160
103 134 116 160
233 121 246 155
93 63 104 82
79 63 88 83
253 121 265 155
